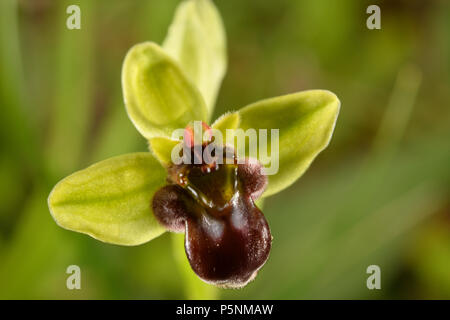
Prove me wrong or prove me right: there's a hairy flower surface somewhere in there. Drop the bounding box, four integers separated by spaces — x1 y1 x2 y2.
153 133 271 287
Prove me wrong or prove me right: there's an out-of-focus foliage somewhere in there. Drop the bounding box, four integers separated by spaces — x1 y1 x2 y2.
0 0 449 299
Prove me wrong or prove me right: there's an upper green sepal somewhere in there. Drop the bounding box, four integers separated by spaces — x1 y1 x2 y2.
48 153 167 246
237 90 340 197
122 42 208 140
163 0 227 119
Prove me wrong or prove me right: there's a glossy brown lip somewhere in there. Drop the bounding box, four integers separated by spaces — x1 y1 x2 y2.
184 192 271 288
152 143 271 288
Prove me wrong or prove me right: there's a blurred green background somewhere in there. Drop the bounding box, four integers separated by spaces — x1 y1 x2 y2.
1 0 449 299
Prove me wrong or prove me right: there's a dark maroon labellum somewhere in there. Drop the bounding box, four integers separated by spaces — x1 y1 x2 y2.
152 137 271 288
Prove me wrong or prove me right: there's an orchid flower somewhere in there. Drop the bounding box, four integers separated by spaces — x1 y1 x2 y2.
48 0 339 288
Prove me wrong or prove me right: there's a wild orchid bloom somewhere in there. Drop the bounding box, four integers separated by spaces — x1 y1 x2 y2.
48 0 339 288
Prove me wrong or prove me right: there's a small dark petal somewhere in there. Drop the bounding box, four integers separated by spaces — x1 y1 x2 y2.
237 158 268 200
184 195 271 288
152 185 198 233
